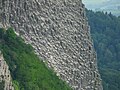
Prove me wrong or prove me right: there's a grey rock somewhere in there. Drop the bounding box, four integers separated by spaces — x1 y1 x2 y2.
0 51 14 90
0 0 103 90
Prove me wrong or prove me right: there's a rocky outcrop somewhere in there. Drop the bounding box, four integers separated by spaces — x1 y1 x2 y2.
0 0 103 90
0 51 14 90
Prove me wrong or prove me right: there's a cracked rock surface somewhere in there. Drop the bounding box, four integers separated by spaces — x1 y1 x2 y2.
0 0 103 90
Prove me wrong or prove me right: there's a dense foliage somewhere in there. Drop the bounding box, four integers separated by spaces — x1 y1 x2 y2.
0 28 71 90
86 10 120 90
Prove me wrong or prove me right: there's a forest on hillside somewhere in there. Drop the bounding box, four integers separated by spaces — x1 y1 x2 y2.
86 10 120 90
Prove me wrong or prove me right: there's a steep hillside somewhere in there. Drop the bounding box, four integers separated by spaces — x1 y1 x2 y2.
0 28 72 90
86 10 120 90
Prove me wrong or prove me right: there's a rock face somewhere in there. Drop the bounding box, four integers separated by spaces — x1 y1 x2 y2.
0 51 14 90
0 0 103 90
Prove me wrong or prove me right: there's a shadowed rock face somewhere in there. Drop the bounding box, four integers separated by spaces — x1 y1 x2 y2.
0 0 103 90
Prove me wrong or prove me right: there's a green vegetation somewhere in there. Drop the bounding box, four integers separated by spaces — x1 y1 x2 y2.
0 28 72 90
86 10 120 90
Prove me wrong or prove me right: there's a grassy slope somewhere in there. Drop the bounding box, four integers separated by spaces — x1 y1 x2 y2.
0 28 72 90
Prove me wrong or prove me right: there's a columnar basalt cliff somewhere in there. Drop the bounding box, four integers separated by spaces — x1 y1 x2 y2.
0 51 14 90
0 0 103 90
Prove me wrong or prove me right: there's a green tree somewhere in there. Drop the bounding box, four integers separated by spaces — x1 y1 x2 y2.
86 9 120 90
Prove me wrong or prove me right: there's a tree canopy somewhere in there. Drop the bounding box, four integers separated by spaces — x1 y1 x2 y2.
86 10 120 90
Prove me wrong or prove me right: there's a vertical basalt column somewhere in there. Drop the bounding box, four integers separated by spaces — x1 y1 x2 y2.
0 0 103 90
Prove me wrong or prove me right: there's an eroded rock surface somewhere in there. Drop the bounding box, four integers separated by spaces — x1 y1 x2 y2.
0 0 103 90
0 51 14 90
